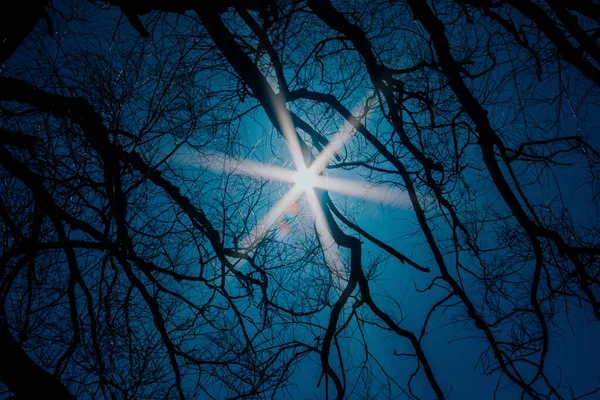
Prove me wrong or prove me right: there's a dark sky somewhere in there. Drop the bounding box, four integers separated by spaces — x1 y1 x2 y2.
1 1 600 399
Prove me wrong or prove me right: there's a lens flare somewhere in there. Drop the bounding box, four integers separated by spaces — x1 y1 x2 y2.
180 90 408 286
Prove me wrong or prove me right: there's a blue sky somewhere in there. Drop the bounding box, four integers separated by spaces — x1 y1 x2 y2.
2 1 600 399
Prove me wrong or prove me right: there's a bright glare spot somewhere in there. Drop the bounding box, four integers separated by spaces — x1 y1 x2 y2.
294 167 317 191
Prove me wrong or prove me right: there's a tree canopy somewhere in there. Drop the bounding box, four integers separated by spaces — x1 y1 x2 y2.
1 1 600 399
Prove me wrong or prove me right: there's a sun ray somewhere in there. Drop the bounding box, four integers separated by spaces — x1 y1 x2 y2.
180 90 410 285
311 175 412 206
304 188 347 290
239 184 304 251
273 97 307 171
310 91 374 175
195 152 297 184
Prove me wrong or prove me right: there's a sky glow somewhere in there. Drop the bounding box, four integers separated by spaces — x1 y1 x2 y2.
192 93 409 287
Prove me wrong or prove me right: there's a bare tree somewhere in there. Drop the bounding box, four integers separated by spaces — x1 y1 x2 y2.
1 1 599 399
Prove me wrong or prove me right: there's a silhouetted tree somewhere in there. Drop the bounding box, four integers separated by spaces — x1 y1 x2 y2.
1 1 600 399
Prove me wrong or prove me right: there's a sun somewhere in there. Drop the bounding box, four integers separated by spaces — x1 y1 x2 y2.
294 167 318 191
192 89 407 286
